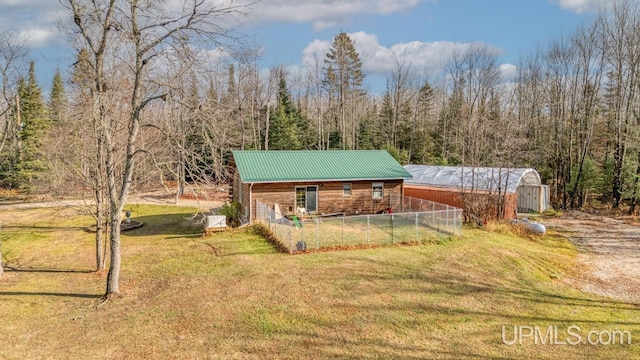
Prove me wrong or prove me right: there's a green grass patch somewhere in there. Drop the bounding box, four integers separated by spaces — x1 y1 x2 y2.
0 205 638 359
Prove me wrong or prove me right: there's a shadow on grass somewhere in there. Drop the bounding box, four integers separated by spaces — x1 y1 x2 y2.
4 267 94 274
274 328 518 360
343 256 640 310
260 256 640 359
0 291 101 299
2 225 88 231
122 213 203 238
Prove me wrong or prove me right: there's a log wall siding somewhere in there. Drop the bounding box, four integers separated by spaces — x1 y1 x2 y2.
241 182 250 218
249 180 403 221
233 172 251 220
232 173 241 205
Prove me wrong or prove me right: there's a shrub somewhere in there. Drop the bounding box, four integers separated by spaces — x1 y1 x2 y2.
219 201 242 227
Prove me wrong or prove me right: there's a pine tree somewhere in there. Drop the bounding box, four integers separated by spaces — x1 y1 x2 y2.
357 117 375 150
294 98 316 149
11 61 49 191
269 71 301 150
378 91 394 145
70 48 94 97
323 32 365 149
48 69 66 125
184 73 215 183
410 82 438 163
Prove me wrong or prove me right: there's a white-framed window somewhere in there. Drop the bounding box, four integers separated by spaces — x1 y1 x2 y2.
343 183 352 196
372 182 384 199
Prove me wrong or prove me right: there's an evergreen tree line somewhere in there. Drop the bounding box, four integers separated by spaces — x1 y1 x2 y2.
1 1 640 213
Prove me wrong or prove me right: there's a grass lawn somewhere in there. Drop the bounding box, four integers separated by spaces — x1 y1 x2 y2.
0 205 638 359
272 212 457 251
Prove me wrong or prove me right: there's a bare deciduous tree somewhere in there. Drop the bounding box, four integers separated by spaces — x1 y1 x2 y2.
0 32 27 175
64 0 249 297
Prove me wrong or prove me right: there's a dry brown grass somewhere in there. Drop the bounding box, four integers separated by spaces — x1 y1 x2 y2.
0 205 639 359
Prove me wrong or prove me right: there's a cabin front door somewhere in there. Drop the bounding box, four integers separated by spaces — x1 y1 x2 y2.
295 186 318 213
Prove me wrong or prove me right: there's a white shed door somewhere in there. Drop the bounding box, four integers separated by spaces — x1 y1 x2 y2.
517 185 540 213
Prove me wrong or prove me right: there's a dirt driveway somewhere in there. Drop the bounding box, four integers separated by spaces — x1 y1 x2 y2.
0 193 223 212
545 211 640 304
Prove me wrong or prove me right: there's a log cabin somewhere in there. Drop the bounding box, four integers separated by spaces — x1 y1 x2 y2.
231 150 412 223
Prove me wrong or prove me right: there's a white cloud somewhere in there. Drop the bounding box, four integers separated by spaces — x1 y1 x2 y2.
0 0 428 50
198 47 234 67
18 27 55 48
302 31 514 81
0 0 52 7
252 0 428 30
499 63 517 83
0 0 63 48
549 0 616 13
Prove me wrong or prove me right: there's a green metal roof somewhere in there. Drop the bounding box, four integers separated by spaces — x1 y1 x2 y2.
232 150 412 183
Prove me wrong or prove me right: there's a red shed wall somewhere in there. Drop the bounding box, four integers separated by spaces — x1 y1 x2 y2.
404 185 517 220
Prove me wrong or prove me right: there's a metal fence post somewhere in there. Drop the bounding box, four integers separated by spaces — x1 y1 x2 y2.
341 217 345 245
391 214 394 244
315 217 319 250
289 224 293 253
454 210 459 235
366 215 370 244
415 212 419 241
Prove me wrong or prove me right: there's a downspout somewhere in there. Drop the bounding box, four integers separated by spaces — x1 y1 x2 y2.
400 180 405 212
249 183 254 224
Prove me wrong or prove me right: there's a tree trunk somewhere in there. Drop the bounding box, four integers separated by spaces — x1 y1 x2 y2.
95 193 105 271
569 148 588 209
176 157 185 204
0 222 4 278
264 101 270 150
106 216 121 295
95 130 106 271
105 125 120 295
629 151 640 215
612 141 624 208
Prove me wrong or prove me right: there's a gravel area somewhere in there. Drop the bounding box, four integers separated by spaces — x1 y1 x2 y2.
545 210 640 304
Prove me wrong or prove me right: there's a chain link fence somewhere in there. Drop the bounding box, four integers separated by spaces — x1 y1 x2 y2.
255 197 462 254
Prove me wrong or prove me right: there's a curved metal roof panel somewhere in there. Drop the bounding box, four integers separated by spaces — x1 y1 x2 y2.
404 165 541 193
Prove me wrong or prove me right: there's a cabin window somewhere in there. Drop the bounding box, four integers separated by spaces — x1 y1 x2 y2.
372 182 384 199
295 186 318 213
343 183 352 196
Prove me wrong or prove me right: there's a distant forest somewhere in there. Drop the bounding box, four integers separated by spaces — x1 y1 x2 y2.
2 1 640 214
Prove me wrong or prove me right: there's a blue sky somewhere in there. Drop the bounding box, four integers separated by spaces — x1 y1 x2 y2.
0 0 608 93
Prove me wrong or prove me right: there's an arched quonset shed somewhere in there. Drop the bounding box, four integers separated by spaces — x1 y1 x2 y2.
403 165 549 218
